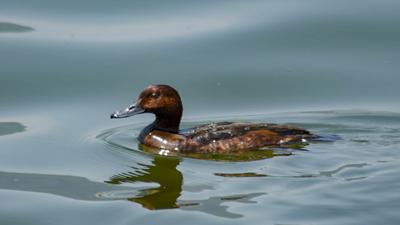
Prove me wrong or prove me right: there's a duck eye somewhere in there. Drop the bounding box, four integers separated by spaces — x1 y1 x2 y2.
151 92 159 98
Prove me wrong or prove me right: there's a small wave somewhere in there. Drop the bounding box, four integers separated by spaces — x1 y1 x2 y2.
0 122 27 136
0 22 34 33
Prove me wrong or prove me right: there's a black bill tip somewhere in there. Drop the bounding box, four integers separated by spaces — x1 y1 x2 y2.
110 112 118 119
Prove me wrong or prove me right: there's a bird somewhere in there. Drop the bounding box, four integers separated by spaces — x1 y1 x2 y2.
111 84 315 154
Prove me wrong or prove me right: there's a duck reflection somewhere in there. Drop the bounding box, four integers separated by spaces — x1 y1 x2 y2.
105 155 266 218
106 156 182 209
0 156 265 218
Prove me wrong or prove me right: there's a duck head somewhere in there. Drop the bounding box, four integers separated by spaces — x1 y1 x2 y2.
111 84 183 133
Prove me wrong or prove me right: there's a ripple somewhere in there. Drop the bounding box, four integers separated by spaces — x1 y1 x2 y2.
0 122 26 136
0 171 129 201
214 172 267 177
179 192 266 218
0 22 34 33
98 112 389 161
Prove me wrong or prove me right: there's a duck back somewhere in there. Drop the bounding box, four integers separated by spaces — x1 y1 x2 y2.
178 122 313 153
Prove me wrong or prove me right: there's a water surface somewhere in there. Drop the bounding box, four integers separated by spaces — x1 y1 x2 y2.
1 0 400 224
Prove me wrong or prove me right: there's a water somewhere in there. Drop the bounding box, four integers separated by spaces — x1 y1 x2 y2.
1 0 400 224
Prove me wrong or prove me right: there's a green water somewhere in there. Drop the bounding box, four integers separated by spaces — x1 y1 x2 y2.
1 0 400 224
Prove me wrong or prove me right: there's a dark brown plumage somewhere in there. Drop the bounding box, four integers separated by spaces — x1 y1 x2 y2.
111 84 315 153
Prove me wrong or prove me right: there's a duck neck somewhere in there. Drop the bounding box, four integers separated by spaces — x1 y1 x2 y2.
154 114 181 133
138 113 181 143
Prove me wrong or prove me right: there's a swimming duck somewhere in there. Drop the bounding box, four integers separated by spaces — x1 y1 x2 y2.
111 85 314 153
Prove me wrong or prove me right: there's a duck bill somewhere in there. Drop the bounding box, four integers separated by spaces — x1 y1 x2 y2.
110 103 145 119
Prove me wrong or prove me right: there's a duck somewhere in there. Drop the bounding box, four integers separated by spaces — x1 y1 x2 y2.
110 84 315 154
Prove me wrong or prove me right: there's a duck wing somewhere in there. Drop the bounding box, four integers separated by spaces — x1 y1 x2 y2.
180 122 313 153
